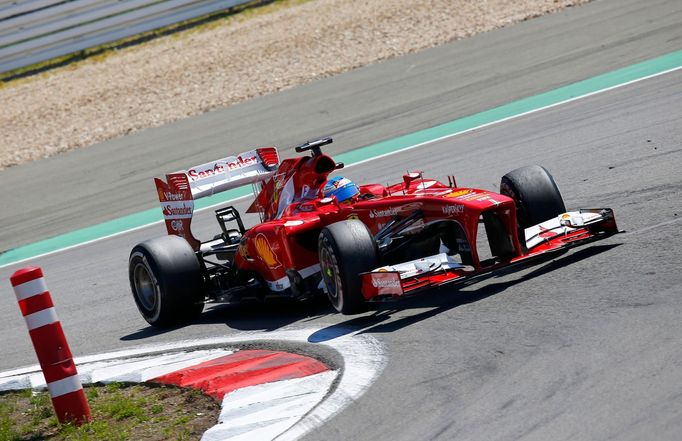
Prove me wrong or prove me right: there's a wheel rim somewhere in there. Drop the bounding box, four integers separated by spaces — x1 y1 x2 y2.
133 262 158 312
319 247 338 300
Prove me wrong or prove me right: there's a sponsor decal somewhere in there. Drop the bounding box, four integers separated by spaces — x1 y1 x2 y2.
187 155 257 181
369 207 400 219
161 201 194 219
254 234 282 269
446 189 472 198
170 220 184 232
159 191 185 202
457 192 484 200
442 204 465 215
363 272 403 297
454 191 502 206
168 174 191 189
371 277 401 289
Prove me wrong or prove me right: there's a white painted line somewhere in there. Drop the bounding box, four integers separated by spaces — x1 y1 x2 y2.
13 277 48 300
24 307 59 330
47 374 82 398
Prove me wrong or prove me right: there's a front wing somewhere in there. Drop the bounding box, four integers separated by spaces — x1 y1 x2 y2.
361 208 619 300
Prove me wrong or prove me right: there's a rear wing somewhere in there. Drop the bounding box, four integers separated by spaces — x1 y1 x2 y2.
154 147 279 249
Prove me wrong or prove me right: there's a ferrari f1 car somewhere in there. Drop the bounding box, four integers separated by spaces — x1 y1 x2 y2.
129 138 619 326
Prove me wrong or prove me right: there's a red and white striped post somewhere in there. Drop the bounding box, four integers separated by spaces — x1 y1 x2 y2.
10 266 91 425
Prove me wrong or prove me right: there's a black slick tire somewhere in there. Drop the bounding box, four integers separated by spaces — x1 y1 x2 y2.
129 235 205 327
500 165 566 248
318 220 378 314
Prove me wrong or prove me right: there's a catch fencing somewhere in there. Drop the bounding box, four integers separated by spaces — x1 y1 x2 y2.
0 0 254 74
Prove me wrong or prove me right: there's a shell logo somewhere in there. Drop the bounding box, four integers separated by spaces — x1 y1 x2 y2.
446 189 472 198
254 234 281 269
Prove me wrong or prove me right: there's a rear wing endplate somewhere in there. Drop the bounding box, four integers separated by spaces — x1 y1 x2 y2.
154 147 279 249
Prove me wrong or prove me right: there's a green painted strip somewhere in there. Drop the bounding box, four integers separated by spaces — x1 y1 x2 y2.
2 49 682 268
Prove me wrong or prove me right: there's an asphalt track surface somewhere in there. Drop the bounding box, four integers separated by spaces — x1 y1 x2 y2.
1 0 682 439
2 68 682 440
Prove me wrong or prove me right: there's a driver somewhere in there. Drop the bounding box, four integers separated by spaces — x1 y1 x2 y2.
322 176 360 205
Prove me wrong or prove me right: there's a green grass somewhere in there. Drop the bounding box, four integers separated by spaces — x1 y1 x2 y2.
0 399 19 441
0 383 220 441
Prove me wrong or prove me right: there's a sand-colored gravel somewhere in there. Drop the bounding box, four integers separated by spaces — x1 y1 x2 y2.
0 0 589 169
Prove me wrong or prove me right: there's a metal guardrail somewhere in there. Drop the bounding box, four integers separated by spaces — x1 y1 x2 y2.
0 0 253 74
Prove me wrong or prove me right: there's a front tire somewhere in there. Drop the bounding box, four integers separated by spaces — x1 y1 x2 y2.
500 165 566 227
129 235 205 327
500 165 566 248
318 220 378 314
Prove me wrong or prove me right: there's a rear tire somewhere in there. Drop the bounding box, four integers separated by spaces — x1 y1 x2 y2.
318 220 378 314
500 165 566 248
129 235 205 327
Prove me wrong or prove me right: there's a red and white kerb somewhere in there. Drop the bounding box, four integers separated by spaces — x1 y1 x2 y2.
10 267 91 425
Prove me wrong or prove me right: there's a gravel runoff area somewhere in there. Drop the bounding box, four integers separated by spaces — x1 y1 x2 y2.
0 0 589 170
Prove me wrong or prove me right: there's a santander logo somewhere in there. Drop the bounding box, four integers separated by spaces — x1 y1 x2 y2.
162 204 192 216
369 207 400 219
161 200 194 219
188 155 257 181
371 278 400 288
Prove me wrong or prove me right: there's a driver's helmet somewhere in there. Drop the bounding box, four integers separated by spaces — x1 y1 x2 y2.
323 176 359 205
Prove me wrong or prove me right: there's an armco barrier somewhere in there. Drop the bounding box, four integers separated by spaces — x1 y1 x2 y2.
0 0 254 75
9 266 91 425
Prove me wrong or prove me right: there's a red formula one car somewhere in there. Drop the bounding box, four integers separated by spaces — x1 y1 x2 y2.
129 138 619 327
